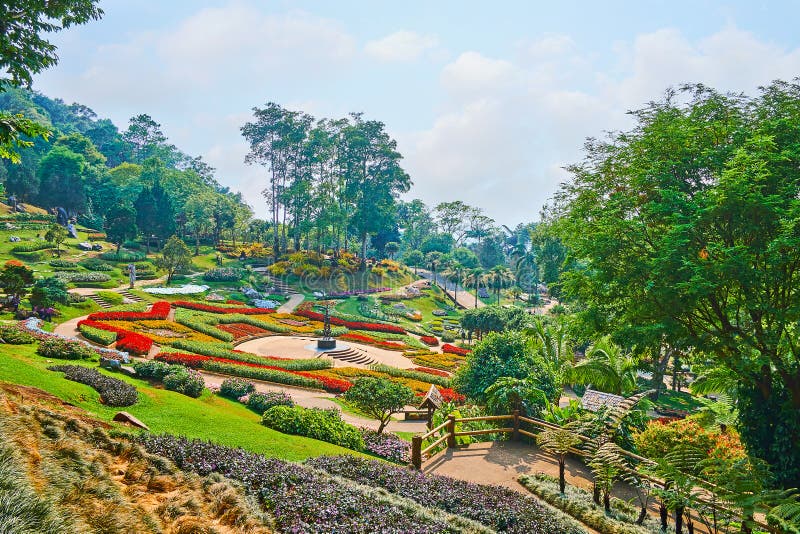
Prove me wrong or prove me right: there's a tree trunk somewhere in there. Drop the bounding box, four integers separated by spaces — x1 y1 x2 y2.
603 491 611 513
593 483 601 505
675 506 684 534
377 418 388 434
558 458 566 494
637 506 647 525
672 353 682 391
660 502 668 531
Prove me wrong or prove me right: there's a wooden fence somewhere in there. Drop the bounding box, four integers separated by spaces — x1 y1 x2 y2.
410 411 776 532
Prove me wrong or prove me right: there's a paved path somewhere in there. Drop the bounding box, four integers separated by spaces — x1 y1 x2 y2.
68 275 168 296
277 293 304 313
418 269 485 309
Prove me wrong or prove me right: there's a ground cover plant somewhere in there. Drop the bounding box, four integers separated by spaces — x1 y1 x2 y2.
132 360 205 397
37 337 100 361
48 364 138 406
307 455 587 534
138 434 482 533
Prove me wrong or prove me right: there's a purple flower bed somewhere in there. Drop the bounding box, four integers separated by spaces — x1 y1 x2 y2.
137 434 457 533
326 287 391 298
306 456 586 534
361 429 410 464
48 365 138 407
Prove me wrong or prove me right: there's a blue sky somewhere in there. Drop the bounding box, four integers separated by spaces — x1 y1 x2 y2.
34 0 800 225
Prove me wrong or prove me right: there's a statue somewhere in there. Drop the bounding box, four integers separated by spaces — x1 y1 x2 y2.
316 301 337 350
127 263 136 289
55 207 68 227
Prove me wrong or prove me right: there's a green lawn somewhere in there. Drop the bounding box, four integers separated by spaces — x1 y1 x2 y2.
0 343 361 461
652 388 705 413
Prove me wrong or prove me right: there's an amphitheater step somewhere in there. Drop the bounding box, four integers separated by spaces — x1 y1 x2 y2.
321 346 377 366
87 293 112 309
118 290 144 302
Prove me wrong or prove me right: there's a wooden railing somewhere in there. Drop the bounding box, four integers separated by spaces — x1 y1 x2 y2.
410 411 776 532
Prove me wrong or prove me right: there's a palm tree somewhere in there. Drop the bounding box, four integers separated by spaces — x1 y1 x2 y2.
484 376 546 416
462 267 485 309
569 337 638 396
537 428 582 493
425 251 444 287
442 261 464 302
526 317 574 387
488 265 514 305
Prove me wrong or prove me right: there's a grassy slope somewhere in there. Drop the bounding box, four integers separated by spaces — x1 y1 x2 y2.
0 344 360 461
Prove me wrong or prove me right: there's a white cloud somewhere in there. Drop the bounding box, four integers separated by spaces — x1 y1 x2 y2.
364 30 438 62
403 27 800 225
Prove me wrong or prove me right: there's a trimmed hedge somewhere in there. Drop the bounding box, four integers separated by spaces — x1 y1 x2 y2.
219 377 255 399
169 339 330 371
11 240 52 253
371 363 451 388
203 360 323 390
37 337 99 360
100 250 145 262
174 314 234 342
48 364 138 407
262 405 364 451
246 391 293 414
78 324 117 346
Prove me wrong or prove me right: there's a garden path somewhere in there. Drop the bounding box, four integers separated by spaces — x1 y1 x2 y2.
200 370 427 433
277 293 304 313
417 269 486 310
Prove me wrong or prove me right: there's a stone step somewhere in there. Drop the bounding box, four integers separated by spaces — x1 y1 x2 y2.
118 290 143 302
87 294 112 309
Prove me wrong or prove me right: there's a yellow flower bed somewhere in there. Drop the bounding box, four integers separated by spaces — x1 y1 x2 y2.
412 352 465 371
318 367 432 394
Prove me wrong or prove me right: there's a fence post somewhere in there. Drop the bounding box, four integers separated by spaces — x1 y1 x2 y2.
446 414 456 448
411 436 422 469
513 410 520 440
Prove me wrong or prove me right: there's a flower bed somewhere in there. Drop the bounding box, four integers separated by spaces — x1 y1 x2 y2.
419 335 439 346
410 351 465 371
78 323 117 346
168 340 330 371
142 284 209 295
295 307 406 334
307 455 586 534
442 343 471 356
413 366 451 378
137 434 463 533
37 337 101 361
370 364 451 388
202 360 327 390
173 314 235 342
361 429 409 464
173 301 276 315
325 287 391 298
216 322 270 340
49 364 138 407
77 319 154 356
55 271 112 283
87 301 171 321
340 332 407 351
20 317 130 362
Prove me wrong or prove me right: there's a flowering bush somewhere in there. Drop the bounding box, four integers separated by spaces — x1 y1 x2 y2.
360 429 409 464
162 367 205 398
37 337 100 361
20 317 130 362
137 434 457 533
437 388 466 403
307 455 586 534
219 377 256 399
0 324 35 344
419 335 439 346
262 405 364 450
225 299 246 305
370 364 451 388
173 301 276 315
87 232 107 241
49 364 137 406
78 319 154 355
55 271 112 283
340 332 406 350
247 391 293 414
634 418 746 461
442 343 471 356
202 267 243 282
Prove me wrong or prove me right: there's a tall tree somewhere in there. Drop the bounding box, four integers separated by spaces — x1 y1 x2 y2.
36 145 86 213
105 203 137 253
556 82 800 485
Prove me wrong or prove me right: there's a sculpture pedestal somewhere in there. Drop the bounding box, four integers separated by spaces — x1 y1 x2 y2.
317 338 336 350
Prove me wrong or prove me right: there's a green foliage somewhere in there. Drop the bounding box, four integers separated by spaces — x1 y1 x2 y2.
485 376 547 416
262 405 364 451
568 337 638 396
10 240 52 253
0 259 34 300
156 235 191 284
0 324 36 344
99 250 145 262
29 276 69 307
246 391 293 414
173 313 234 342
454 331 559 404
43 224 67 255
162 367 205 398
370 364 451 388
78 324 116 345
343 377 414 433
218 377 255 400
202 360 323 389
79 257 114 271
95 291 124 305
36 337 99 361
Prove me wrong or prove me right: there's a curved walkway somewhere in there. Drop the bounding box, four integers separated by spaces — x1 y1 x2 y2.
277 293 304 313
418 269 485 309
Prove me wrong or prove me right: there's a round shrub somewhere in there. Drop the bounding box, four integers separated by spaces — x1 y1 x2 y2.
163 368 205 398
0 324 35 344
262 405 364 450
220 377 256 400
79 257 114 271
441 332 456 343
133 360 176 379
203 267 243 282
247 391 293 414
37 337 99 361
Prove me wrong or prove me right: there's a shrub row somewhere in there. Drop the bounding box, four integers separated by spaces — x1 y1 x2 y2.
0 324 36 344
137 434 463 533
37 337 100 360
54 271 112 283
100 250 145 262
172 301 276 315
79 257 115 271
78 323 117 346
48 364 138 407
246 391 293 414
219 377 256 399
202 267 243 281
295 308 406 334
217 314 290 333
307 455 587 534
370 364 451 388
173 314 234 342
87 301 171 321
262 405 364 450
169 340 330 371
11 240 53 252
132 360 205 398
202 360 324 390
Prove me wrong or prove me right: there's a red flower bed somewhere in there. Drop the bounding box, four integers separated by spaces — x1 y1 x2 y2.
413 367 450 378
225 299 246 305
441 343 470 356
295 309 405 334
217 323 269 339
77 319 154 355
173 301 275 315
340 332 405 350
154 351 352 393
88 301 171 322
419 335 439 346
